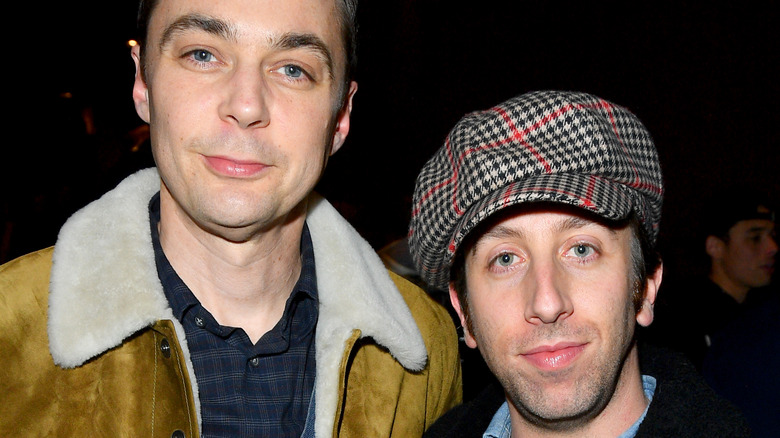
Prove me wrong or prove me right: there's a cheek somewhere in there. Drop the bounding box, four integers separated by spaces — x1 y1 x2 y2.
467 287 524 343
744 244 764 260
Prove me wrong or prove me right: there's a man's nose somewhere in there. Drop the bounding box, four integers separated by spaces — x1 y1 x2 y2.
218 68 271 129
765 234 779 256
524 260 573 324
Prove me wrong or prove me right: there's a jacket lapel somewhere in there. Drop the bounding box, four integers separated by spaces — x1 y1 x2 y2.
48 169 428 370
47 168 428 435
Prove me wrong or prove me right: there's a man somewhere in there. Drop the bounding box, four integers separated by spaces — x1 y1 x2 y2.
686 196 777 436
705 194 776 301
0 0 461 436
409 91 749 437
651 194 777 369
696 196 777 363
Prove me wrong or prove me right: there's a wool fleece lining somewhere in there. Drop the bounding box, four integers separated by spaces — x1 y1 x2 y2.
48 168 428 435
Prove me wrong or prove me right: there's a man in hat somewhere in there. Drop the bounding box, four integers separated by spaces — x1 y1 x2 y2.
650 192 777 370
701 193 776 323
410 91 749 437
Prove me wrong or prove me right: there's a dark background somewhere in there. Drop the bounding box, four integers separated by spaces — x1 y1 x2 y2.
3 1 778 289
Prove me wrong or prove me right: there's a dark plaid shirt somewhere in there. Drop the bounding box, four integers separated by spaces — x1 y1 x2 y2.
149 194 318 437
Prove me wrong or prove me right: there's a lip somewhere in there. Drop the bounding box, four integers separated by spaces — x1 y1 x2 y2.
521 342 587 371
203 155 268 178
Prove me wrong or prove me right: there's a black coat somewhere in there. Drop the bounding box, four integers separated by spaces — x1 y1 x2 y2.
424 344 750 437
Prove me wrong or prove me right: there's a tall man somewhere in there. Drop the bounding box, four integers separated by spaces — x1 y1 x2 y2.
0 1 461 436
409 91 749 437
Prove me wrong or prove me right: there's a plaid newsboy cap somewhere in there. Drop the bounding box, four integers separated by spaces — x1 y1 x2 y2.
409 90 664 290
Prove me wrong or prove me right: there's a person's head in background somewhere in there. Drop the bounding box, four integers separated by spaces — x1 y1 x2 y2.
705 192 777 303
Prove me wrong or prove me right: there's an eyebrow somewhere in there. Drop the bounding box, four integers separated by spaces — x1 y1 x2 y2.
471 225 525 256
556 216 621 241
745 225 775 234
556 216 605 233
272 32 335 80
471 215 618 255
160 14 237 49
159 13 335 79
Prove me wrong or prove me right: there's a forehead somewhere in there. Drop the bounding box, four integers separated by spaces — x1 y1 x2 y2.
469 207 627 253
147 0 345 61
729 219 776 236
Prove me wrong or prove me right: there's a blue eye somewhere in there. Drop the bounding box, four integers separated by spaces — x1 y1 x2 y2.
572 244 593 258
191 50 215 63
496 253 516 267
281 65 304 78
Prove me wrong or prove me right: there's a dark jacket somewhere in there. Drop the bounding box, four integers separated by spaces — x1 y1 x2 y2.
424 343 750 437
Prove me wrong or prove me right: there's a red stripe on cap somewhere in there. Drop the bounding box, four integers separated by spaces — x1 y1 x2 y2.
496 107 565 174
584 175 597 207
412 136 460 217
414 101 610 220
502 182 517 207
447 104 576 214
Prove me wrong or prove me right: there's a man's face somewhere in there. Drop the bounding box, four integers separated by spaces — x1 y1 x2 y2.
720 218 777 290
131 0 357 240
450 207 660 431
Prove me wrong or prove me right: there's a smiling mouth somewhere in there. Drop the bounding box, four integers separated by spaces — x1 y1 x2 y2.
203 155 268 178
521 343 587 371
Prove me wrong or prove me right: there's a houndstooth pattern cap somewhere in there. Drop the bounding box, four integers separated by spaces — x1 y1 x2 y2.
409 90 664 290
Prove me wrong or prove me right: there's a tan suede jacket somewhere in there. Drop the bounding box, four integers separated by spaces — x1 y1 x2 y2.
0 169 462 437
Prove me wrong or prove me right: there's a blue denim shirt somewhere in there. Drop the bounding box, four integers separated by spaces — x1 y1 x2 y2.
484 375 657 438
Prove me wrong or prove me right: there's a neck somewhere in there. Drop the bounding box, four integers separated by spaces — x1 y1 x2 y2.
709 268 749 303
158 192 306 343
511 345 649 438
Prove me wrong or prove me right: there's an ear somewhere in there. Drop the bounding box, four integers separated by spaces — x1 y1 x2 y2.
449 283 477 348
705 235 725 260
636 262 663 327
131 44 151 123
329 80 358 155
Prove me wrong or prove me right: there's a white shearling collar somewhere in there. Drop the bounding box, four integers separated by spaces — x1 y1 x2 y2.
48 168 427 434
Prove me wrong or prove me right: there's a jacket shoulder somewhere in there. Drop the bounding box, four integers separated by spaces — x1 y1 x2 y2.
388 271 455 334
0 247 55 362
0 247 54 324
637 343 751 437
387 270 464 427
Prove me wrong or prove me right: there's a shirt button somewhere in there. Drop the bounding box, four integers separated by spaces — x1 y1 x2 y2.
171 430 185 438
249 357 260 367
194 316 205 328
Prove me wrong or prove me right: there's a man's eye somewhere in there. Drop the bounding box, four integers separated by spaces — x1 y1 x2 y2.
279 64 305 79
571 244 594 258
495 253 517 267
189 50 216 63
